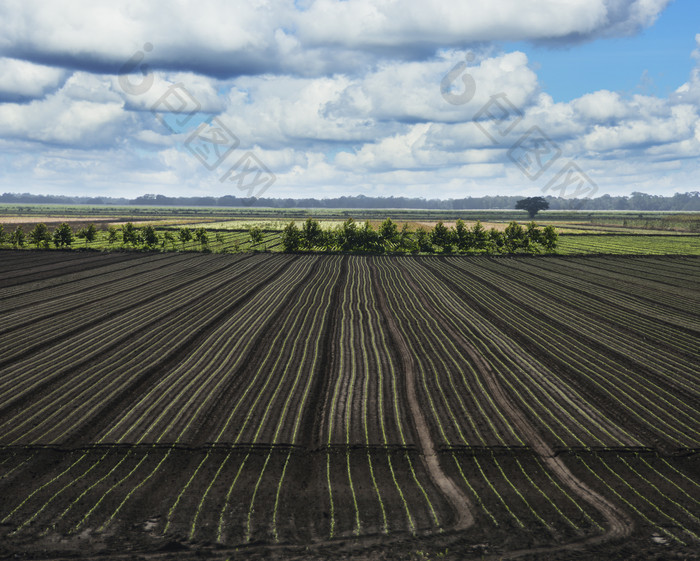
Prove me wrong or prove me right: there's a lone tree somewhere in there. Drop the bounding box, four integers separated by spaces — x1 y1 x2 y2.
515 196 549 219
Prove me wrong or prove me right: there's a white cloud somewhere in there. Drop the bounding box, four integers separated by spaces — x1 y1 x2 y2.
0 72 127 146
0 0 671 79
0 0 698 200
0 58 66 100
572 90 628 122
294 0 669 47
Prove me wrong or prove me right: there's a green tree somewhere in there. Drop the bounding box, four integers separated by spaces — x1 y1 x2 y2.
107 226 119 245
454 219 470 252
282 221 302 252
248 226 263 247
0 224 6 246
378 217 399 249
430 221 454 253
415 227 433 253
471 221 489 251
178 227 192 249
398 223 415 252
10 226 25 248
487 227 504 253
142 225 159 248
84 223 98 245
358 221 382 252
301 218 323 249
53 222 74 248
29 223 51 248
122 222 139 246
162 231 176 249
77 223 98 246
515 196 549 219
504 221 527 253
338 218 359 251
525 221 542 252
541 225 558 252
194 227 209 248
321 229 337 251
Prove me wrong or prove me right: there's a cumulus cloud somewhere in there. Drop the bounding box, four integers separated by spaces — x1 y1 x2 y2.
0 58 66 101
0 0 671 79
0 72 128 146
0 0 698 199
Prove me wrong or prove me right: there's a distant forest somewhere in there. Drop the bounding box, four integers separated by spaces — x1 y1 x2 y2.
1 191 699 211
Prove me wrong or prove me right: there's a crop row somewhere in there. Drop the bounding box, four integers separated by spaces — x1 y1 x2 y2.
410 257 698 450
438 257 698 399
0 254 293 444
0 252 698 550
557 234 700 255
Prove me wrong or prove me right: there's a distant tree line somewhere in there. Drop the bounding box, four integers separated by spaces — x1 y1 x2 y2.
2 191 698 211
281 218 558 254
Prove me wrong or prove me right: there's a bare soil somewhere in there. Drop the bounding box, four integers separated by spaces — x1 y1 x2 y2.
0 251 698 560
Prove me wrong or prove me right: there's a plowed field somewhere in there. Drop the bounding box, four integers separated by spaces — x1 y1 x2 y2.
0 251 698 560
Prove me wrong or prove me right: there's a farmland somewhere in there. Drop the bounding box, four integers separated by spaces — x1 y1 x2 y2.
2 205 699 257
0 250 698 560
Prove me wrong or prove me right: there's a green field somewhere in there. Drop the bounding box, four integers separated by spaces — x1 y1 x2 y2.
1 205 699 255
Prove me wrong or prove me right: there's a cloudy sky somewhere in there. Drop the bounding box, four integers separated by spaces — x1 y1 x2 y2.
0 0 698 200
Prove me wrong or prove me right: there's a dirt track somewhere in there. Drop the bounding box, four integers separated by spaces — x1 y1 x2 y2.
373 267 475 531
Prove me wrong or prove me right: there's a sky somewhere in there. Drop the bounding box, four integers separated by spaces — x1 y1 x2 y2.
0 0 698 201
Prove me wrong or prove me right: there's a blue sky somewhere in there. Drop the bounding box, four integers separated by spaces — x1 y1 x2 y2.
517 0 699 101
0 0 698 200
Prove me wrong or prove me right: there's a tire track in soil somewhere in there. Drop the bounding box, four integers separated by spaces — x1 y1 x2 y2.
429 257 697 451
422 258 644 447
370 260 475 532
399 258 634 558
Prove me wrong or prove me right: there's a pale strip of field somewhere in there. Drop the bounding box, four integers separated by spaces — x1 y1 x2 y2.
178 220 346 230
107 219 220 227
0 216 99 224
